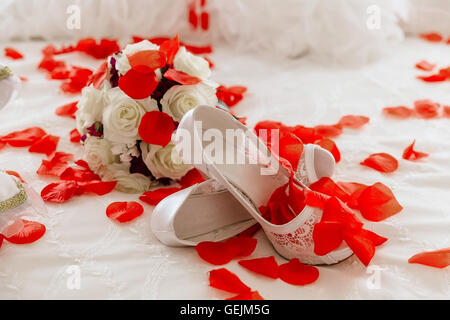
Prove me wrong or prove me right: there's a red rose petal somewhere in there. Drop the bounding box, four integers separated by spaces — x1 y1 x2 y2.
106 201 144 223
313 221 344 256
360 153 398 173
179 168 205 188
292 125 322 144
138 111 175 146
360 229 387 247
37 152 73 177
118 68 158 99
402 140 429 161
288 177 306 214
78 180 116 195
5 170 25 183
163 68 201 85
303 189 330 209
315 138 341 162
60 166 100 182
414 99 440 119
5 220 46 244
87 61 108 89
38 56 66 73
201 12 209 30
420 32 443 43
128 50 166 73
443 106 450 118
139 187 182 206
415 60 436 72
338 115 370 129
159 35 180 65
417 74 447 82
28 134 59 156
4 47 24 60
238 256 279 279
383 106 414 119
75 38 120 59
344 232 375 266
0 234 3 249
69 128 81 143
336 181 368 209
225 237 257 257
278 258 319 286
237 223 261 238
277 132 304 171
2 127 47 147
209 268 251 294
216 85 247 107
196 241 241 265
41 180 79 203
309 177 350 203
408 248 450 269
184 44 213 55
357 182 403 222
60 67 93 94
314 124 343 138
227 291 264 300
55 101 78 119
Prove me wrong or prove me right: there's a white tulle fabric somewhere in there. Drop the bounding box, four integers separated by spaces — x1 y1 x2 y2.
0 0 442 63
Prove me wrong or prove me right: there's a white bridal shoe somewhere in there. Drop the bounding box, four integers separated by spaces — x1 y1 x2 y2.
152 105 352 265
0 64 20 111
151 144 335 246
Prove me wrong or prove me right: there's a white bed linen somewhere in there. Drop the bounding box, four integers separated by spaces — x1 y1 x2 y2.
0 38 449 299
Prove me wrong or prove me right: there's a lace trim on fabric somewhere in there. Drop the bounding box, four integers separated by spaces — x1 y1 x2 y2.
295 150 310 186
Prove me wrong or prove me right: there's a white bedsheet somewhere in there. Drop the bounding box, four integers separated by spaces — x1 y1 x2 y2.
0 38 449 299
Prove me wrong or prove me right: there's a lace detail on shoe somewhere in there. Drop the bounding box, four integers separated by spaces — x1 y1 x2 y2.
295 150 310 186
266 208 323 264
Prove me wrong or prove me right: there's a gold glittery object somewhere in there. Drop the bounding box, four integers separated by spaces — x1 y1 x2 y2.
0 66 13 80
0 180 27 213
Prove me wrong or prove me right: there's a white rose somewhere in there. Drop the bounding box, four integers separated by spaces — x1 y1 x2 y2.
107 163 152 193
161 83 218 122
116 40 159 76
140 140 191 180
82 136 116 178
103 87 158 144
174 46 211 80
75 86 106 134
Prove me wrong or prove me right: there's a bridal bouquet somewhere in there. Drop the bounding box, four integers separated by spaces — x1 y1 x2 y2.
75 36 218 193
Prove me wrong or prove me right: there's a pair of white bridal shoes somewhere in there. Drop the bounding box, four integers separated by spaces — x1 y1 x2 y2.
151 106 353 265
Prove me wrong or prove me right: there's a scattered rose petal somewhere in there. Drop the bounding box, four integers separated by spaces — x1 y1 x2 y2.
5 170 25 183
383 106 414 119
37 152 73 177
75 38 120 59
163 68 201 85
417 74 447 82
138 111 175 146
402 140 429 161
420 32 443 43
88 61 108 89
28 134 59 156
5 220 46 244
360 153 398 173
216 85 247 107
55 101 78 119
70 128 81 143
2 127 47 147
357 182 403 222
41 180 79 203
336 181 368 209
414 99 440 119
415 60 436 71
159 35 180 65
78 180 117 195
209 268 251 294
106 201 144 223
225 237 257 257
278 259 319 286
338 115 370 129
408 248 450 269
60 166 100 182
140 187 182 206
60 67 93 94
196 237 256 265
4 47 24 60
238 256 279 279
314 124 342 138
343 232 375 266
227 291 264 300
119 68 158 99
309 177 350 203
315 138 341 162
313 221 344 256
128 50 166 73
179 168 205 188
